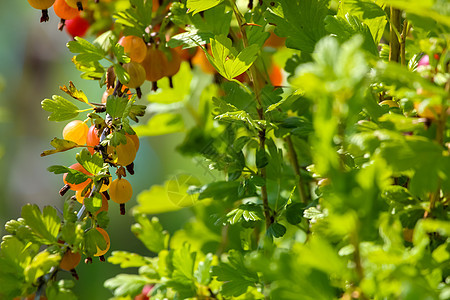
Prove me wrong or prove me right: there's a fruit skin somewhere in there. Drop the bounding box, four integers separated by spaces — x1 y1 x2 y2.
76 191 108 215
63 120 89 145
118 36 147 63
123 62 146 89
86 125 100 154
54 0 79 20
94 227 110 257
109 178 133 204
65 0 88 10
413 102 449 120
63 163 92 191
269 63 283 86
264 31 286 48
164 48 182 77
59 250 81 271
126 133 140 151
27 0 56 9
65 15 90 38
140 47 168 82
107 135 137 166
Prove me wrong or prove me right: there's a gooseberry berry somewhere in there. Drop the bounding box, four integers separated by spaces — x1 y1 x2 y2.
86 125 100 154
27 0 56 22
140 47 168 90
192 48 216 74
63 163 92 191
109 178 133 204
65 15 90 38
63 120 89 145
107 135 137 166
164 48 182 88
59 250 81 271
122 62 146 98
65 0 87 10
94 227 110 257
118 36 147 63
125 133 139 151
54 0 79 30
269 63 283 87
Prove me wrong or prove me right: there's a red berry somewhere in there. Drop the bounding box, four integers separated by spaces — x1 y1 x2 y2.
65 15 90 38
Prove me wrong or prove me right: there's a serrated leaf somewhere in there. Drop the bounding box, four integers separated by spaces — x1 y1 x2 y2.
40 138 79 157
108 251 152 268
168 30 214 49
47 165 90 185
104 274 150 297
21 205 61 244
131 215 169 253
267 222 287 238
24 251 60 284
186 0 224 15
265 0 329 53
76 148 104 175
205 35 259 80
106 96 129 119
115 63 131 85
194 253 213 285
59 81 89 104
41 95 79 122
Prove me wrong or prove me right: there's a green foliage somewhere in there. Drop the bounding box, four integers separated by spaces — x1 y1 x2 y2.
4 0 450 299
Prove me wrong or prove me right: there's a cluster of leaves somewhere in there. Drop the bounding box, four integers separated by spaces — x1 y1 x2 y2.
1 0 450 299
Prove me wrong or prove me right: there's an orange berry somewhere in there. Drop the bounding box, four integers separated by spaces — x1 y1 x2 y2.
109 178 133 204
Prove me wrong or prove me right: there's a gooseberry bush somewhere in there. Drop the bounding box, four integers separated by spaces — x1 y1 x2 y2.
1 0 450 299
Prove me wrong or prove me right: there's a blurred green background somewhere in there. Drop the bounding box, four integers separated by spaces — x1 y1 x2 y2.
0 2 213 298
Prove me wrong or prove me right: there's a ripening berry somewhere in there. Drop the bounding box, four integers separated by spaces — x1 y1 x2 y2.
269 63 283 87
109 178 133 204
264 32 286 48
65 15 90 38
63 120 89 145
122 62 146 89
164 48 182 77
118 36 147 63
140 47 167 82
63 163 92 191
54 0 79 30
59 250 81 271
27 0 56 22
65 0 88 10
107 135 137 166
94 227 110 257
86 125 100 154
125 133 139 151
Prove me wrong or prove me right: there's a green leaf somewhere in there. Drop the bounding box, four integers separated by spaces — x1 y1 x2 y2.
40 138 79 157
21 205 61 244
134 113 184 136
24 251 60 284
104 274 150 297
211 250 258 297
131 215 169 253
267 222 287 238
47 165 90 185
76 148 104 175
168 30 214 49
84 228 107 257
265 0 330 53
115 63 131 85
226 203 264 225
93 30 118 53
106 95 129 119
324 14 379 56
194 253 213 285
108 251 152 268
286 202 306 225
256 148 269 168
186 0 224 15
193 181 240 202
382 0 450 27
41 95 79 122
68 37 105 55
59 81 90 104
205 35 259 80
